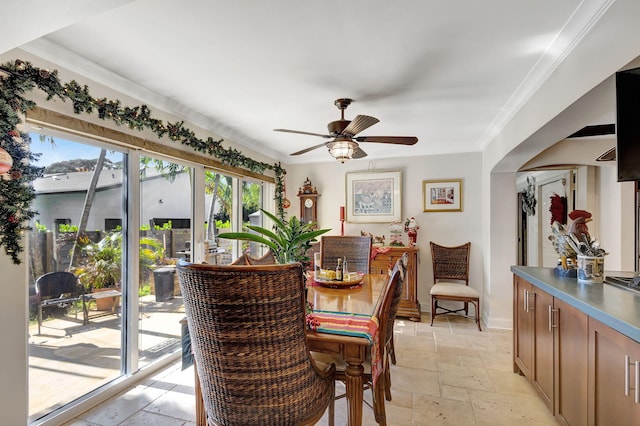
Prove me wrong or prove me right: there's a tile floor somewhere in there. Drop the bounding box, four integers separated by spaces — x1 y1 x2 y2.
65 314 557 425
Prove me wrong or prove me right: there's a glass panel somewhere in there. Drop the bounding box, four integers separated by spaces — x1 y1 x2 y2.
28 133 125 421
138 156 190 368
204 170 234 265
242 179 264 257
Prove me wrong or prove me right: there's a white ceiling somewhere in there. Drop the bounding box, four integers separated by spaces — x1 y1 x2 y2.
8 0 616 164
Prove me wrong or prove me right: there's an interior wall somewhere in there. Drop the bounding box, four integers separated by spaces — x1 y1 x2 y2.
0 245 28 424
285 152 484 323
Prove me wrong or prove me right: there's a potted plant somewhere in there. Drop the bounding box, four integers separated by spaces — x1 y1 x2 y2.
74 231 164 310
218 209 330 264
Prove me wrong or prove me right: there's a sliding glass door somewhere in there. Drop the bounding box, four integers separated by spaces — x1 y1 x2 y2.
138 155 191 368
25 129 274 423
28 132 125 421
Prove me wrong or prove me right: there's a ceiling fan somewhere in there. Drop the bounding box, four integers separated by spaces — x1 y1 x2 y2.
274 98 418 162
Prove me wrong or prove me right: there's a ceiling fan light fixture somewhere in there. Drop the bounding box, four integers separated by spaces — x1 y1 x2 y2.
328 139 357 163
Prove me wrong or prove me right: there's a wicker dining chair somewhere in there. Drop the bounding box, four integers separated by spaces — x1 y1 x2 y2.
320 235 372 274
429 242 481 331
383 252 408 401
177 262 335 426
312 264 401 425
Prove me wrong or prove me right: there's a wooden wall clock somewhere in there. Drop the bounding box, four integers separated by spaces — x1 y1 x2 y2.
297 177 320 227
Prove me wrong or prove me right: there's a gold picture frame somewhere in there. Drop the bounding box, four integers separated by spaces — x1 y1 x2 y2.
423 179 463 212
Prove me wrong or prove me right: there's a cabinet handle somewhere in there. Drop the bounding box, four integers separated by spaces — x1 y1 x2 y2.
524 289 529 312
634 361 640 404
548 305 558 332
625 355 630 397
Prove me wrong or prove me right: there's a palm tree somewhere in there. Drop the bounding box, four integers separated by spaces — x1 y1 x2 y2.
69 148 107 268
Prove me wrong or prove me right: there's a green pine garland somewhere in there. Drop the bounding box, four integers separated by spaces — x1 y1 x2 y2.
0 59 286 265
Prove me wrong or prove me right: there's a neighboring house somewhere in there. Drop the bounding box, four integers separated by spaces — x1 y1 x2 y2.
32 169 198 232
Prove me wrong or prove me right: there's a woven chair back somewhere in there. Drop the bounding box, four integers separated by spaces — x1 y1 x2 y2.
320 235 372 273
177 262 334 425
430 242 471 284
375 267 400 363
385 253 408 345
35 272 84 298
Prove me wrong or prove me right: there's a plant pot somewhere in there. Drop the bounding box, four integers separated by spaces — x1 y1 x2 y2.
92 287 120 311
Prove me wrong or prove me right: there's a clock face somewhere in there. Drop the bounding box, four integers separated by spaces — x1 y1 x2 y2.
304 198 314 208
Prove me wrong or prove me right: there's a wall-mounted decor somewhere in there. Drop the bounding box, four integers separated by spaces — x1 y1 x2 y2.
422 179 463 212
346 170 401 223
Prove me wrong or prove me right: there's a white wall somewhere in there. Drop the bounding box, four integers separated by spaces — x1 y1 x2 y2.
0 244 28 424
286 152 483 322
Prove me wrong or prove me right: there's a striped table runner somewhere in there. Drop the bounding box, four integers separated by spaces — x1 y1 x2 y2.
311 310 382 388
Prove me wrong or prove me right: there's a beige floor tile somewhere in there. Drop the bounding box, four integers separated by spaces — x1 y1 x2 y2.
393 319 416 336
394 348 438 371
120 410 186 425
412 394 477 425
435 332 496 352
390 366 441 398
479 350 515 372
469 389 557 426
384 402 413 426
436 344 481 362
438 363 495 392
486 369 539 397
67 315 559 426
440 384 470 402
385 387 413 409
394 333 435 352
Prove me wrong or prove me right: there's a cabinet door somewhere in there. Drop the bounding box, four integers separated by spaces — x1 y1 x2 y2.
554 298 588 426
370 248 420 320
588 317 640 426
514 276 533 377
532 288 554 411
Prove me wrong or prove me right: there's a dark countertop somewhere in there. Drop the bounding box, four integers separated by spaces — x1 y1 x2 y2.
511 266 640 343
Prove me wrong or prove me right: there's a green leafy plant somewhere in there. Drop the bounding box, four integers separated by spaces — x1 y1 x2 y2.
35 222 48 232
73 231 164 289
218 209 330 264
58 223 79 233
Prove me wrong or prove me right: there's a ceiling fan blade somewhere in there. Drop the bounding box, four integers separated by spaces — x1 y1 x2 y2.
355 136 418 145
352 147 368 159
342 115 379 136
275 129 332 138
290 142 328 156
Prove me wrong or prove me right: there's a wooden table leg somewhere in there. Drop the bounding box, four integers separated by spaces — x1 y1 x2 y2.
345 360 365 426
193 361 206 426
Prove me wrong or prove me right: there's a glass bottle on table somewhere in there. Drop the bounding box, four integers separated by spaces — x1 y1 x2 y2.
335 257 343 281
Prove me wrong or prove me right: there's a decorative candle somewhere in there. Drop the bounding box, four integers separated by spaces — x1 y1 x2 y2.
340 206 345 221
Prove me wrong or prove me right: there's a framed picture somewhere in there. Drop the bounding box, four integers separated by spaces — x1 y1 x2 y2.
346 170 401 223
423 179 463 212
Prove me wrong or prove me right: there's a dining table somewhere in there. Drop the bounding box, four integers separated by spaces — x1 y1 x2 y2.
306 272 389 426
187 272 390 426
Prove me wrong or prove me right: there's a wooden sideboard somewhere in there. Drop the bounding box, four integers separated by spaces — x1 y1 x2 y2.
370 246 420 321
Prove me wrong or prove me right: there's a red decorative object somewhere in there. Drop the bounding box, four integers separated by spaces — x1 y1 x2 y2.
340 206 345 236
404 217 419 247
0 147 13 174
549 193 567 225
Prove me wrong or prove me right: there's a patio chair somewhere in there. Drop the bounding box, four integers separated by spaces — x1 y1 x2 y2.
35 271 86 335
177 262 335 425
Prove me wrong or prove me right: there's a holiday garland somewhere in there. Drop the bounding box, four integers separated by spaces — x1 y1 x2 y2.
0 59 286 264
